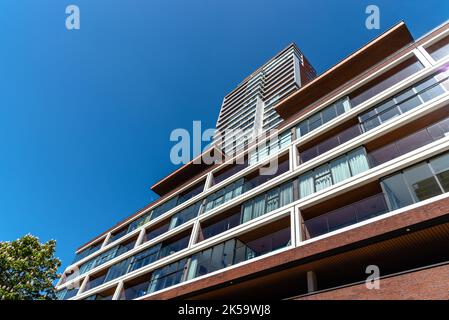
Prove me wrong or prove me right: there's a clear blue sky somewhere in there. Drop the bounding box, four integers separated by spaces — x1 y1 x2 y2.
0 0 448 270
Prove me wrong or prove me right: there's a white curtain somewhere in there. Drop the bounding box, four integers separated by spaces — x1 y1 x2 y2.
249 149 257 165
186 256 198 280
280 182 293 206
299 171 314 198
279 132 292 149
148 272 161 293
253 195 266 219
265 189 279 212
169 215 178 230
314 165 332 192
348 147 370 176
241 202 253 224
330 155 351 184
342 97 352 112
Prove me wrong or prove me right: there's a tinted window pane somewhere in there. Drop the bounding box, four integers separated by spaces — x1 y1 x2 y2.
427 36 449 61
369 143 399 166
381 174 414 210
322 105 337 123
419 84 445 102
308 113 322 131
429 153 449 192
300 147 318 163
297 121 309 137
395 129 433 155
335 99 347 115
376 99 396 113
362 117 381 132
394 88 415 103
403 163 443 201
378 105 401 123
398 96 421 113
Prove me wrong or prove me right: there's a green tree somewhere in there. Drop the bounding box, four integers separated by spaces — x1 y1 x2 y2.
0 234 61 300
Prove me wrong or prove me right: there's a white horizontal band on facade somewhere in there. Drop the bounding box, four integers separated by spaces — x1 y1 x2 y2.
64 132 449 298
65 29 449 294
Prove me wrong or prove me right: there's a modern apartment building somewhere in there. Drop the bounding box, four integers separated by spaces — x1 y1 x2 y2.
214 44 316 156
56 20 449 300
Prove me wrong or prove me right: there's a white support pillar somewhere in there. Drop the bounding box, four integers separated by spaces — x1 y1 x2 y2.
188 219 201 248
307 271 317 293
204 172 214 191
101 233 111 248
417 45 437 66
289 144 297 171
78 275 89 295
135 228 146 247
290 208 297 247
294 205 303 246
112 281 124 300
413 48 433 68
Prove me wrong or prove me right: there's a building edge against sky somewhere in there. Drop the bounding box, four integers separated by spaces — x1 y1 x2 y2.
56 19 449 300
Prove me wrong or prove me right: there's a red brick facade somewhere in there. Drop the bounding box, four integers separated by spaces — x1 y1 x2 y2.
145 196 449 300
296 264 449 300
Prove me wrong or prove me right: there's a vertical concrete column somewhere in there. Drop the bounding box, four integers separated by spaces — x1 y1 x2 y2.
101 233 111 248
204 172 214 191
413 48 433 68
78 275 89 295
417 46 437 66
112 280 124 300
307 271 318 293
188 220 200 248
135 228 146 247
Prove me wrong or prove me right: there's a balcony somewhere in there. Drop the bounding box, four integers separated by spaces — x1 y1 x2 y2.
302 193 389 240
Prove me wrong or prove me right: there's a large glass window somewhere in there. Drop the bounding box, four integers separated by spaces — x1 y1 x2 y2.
148 258 188 293
298 147 370 198
127 212 152 234
144 222 170 243
381 151 449 211
427 36 449 61
403 163 443 202
71 242 102 264
249 130 292 165
104 257 132 283
240 180 294 224
429 153 449 191
381 175 414 210
169 202 201 229
368 115 449 167
78 239 135 275
299 124 363 164
204 157 289 213
119 276 152 300
296 97 351 138
359 69 449 132
198 211 241 242
84 288 115 300
188 226 291 280
303 194 388 239
350 57 424 107
128 245 161 273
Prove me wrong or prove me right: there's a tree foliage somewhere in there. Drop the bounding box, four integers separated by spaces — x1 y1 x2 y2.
0 234 61 300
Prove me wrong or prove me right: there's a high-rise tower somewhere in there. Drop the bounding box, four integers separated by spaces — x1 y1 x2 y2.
214 44 316 155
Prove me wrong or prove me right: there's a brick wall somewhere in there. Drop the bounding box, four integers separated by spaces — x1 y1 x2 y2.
296 264 449 300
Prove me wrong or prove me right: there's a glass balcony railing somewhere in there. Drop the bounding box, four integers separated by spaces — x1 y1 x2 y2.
368 116 449 167
299 124 363 164
117 225 291 300
297 66 449 166
359 68 449 132
203 158 290 214
302 193 389 239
